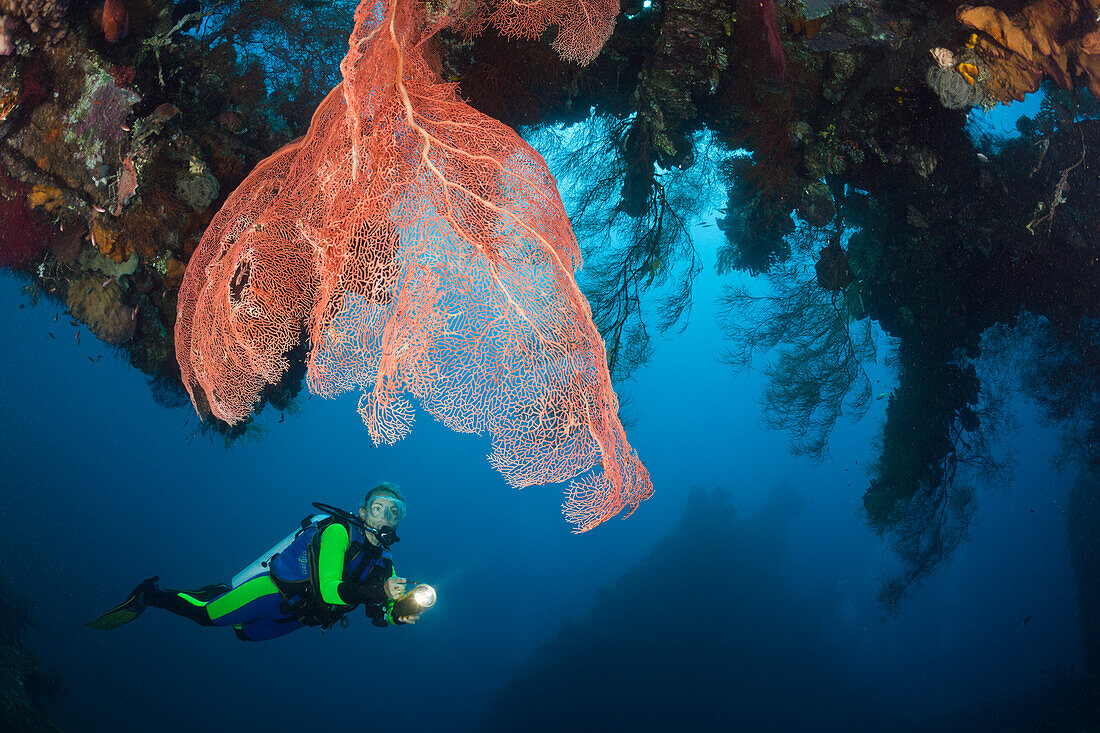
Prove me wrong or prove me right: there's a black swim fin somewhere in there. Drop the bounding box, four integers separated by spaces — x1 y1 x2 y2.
86 576 160 630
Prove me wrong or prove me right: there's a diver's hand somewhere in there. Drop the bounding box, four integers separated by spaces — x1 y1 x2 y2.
396 613 420 625
384 577 407 600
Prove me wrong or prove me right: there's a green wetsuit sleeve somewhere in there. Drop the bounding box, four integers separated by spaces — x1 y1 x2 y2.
384 563 399 624
317 522 351 605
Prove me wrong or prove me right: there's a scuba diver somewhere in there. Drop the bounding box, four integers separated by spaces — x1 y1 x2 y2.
87 484 421 641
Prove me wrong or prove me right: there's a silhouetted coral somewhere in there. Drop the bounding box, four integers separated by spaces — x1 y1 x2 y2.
721 228 874 459
533 115 707 381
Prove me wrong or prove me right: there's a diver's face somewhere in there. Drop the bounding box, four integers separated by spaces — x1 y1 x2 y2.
360 494 406 531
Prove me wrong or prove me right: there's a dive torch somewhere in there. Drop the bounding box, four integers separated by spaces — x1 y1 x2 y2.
392 583 437 619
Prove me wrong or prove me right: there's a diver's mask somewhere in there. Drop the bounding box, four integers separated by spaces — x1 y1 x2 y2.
364 494 405 548
367 495 407 525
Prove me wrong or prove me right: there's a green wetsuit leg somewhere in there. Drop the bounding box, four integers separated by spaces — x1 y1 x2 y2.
204 575 285 625
150 575 284 627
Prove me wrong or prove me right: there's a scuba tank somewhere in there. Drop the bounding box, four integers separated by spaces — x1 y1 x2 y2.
231 513 328 588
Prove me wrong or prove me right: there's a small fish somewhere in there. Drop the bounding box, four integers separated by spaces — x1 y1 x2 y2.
53 312 58 322
87 356 95 363
95 354 103 362
1023 614 1033 625
49 332 55 339
278 413 285 423
131 305 139 321
976 152 989 163
18 303 24 309
69 318 80 327
120 124 130 132
876 392 888 399
102 279 110 287
75 333 80 344
92 204 106 214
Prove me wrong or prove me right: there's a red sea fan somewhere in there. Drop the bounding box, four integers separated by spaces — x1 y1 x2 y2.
176 0 651 530
462 0 619 65
740 0 786 81
0 177 50 270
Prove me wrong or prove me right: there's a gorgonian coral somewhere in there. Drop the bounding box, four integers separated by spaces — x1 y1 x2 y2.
176 0 652 531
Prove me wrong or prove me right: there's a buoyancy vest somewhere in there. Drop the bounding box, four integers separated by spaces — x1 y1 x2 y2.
269 514 393 628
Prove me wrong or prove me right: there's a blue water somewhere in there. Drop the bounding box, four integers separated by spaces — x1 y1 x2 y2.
0 213 1084 730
